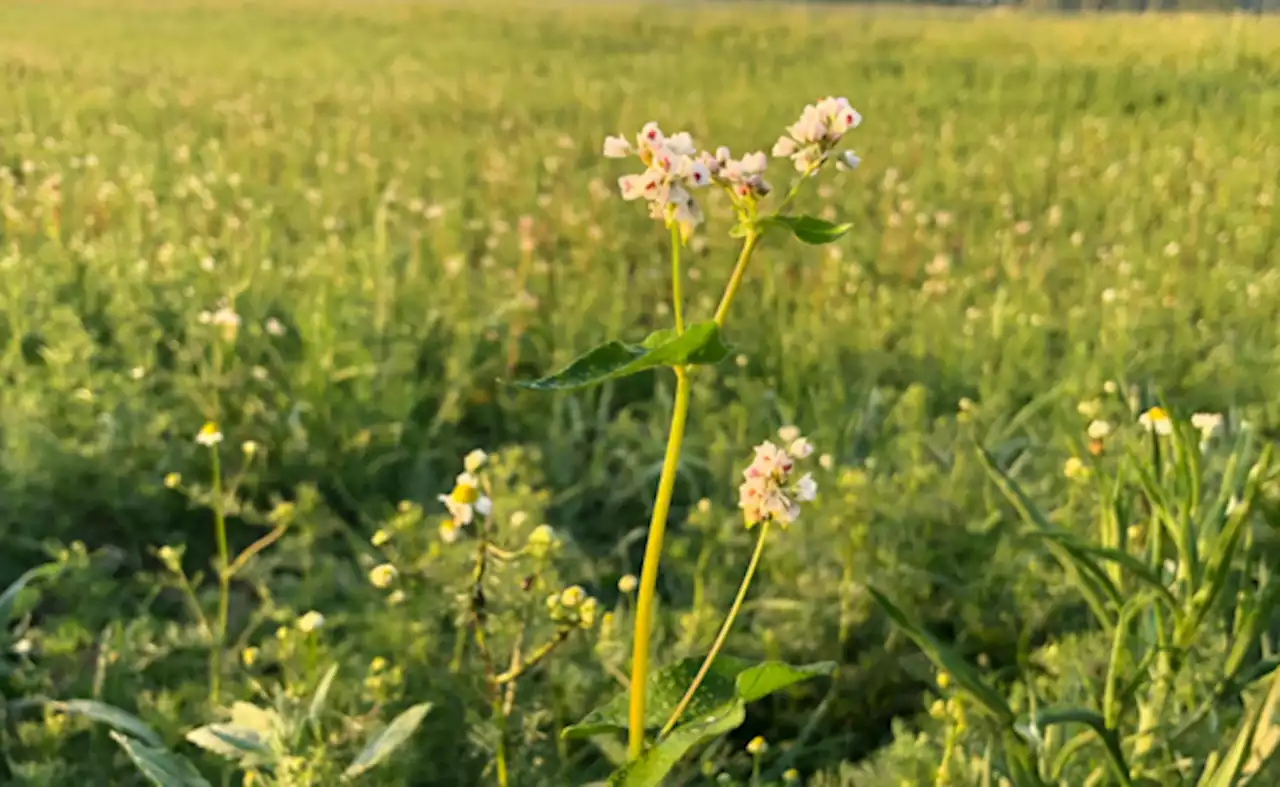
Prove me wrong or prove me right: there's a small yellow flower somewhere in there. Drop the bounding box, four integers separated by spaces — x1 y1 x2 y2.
937 671 951 690
387 589 406 606
1063 456 1090 481
196 422 223 447
526 524 558 558
369 657 388 673
746 736 768 755
578 597 599 630
241 440 259 457
463 449 489 473
783 769 800 784
371 529 390 547
163 472 182 489
296 611 325 633
1138 407 1173 436
368 563 397 589
241 646 259 667
560 586 586 609
617 574 638 594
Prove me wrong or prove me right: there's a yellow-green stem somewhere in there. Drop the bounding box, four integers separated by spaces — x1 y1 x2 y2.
714 232 760 326
670 223 684 335
628 366 692 759
210 445 229 706
660 522 770 738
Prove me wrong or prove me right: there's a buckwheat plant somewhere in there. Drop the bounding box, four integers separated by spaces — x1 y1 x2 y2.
514 98 861 782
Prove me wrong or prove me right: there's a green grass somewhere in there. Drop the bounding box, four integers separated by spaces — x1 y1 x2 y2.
0 1 1278 784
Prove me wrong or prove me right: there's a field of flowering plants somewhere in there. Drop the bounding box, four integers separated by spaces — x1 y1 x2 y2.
1 1 1279 785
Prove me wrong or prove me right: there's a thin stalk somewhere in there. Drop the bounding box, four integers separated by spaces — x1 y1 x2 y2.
714 232 760 326
491 693 509 787
210 444 229 707
627 367 692 759
660 522 770 738
670 223 684 335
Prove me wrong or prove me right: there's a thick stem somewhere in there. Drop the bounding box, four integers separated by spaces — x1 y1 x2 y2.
670 223 684 335
660 522 770 738
714 232 760 326
627 367 692 759
210 446 229 706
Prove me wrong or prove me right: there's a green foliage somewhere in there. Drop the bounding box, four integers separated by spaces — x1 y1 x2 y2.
759 215 853 245
512 322 730 392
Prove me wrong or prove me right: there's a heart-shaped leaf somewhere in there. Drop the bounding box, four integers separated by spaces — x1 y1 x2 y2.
342 702 432 780
607 700 746 787
761 215 852 245
110 732 210 787
868 586 1014 724
53 699 164 748
564 656 834 740
510 321 730 393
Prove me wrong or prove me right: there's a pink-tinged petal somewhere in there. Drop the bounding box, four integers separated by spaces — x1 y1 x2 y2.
618 174 647 200
771 136 797 158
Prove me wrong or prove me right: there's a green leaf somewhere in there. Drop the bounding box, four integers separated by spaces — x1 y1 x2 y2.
185 724 274 765
1197 671 1278 787
110 731 211 787
510 321 730 392
868 586 1014 724
761 215 852 245
342 702 432 780
734 660 837 702
563 656 834 740
310 663 340 725
0 562 60 628
1016 707 1131 786
53 699 163 748
1023 529 1177 610
607 700 746 787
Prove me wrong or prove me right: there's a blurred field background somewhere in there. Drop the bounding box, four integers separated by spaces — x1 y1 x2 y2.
0 0 1278 784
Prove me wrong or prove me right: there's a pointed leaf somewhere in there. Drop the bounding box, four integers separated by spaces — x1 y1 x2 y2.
342 702 432 780
868 586 1014 723
1016 707 1131 786
762 215 852 245
185 724 273 765
1024 530 1177 610
0 562 60 627
510 321 730 392
734 660 837 703
607 700 746 787
310 663 340 724
1197 671 1278 787
227 701 282 739
54 699 163 748
110 732 211 787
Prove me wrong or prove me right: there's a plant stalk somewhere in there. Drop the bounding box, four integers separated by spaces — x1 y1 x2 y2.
210 444 229 707
714 232 760 326
660 522 770 738
627 366 692 759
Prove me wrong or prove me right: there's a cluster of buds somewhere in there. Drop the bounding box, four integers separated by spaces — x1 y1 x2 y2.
546 584 599 630
604 122 710 240
438 449 493 540
772 96 862 173
738 428 818 528
699 147 772 202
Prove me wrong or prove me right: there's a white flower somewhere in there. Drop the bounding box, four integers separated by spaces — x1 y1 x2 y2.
265 317 286 336
1191 412 1223 441
296 611 325 633
777 426 801 444
1087 420 1113 440
794 473 818 502
463 449 489 473
602 135 632 158
836 151 861 171
196 422 223 446
1138 407 1174 436
789 438 813 459
773 97 862 174
369 563 397 589
438 471 492 527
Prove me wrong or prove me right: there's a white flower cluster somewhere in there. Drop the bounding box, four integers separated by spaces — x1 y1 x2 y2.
700 147 772 200
771 96 862 173
438 449 493 539
738 429 817 529
603 122 711 239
